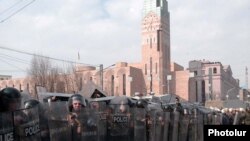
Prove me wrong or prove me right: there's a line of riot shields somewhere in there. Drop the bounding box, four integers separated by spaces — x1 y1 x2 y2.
1 95 221 141
0 106 41 141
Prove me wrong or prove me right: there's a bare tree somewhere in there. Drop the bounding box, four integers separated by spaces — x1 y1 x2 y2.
28 55 84 93
28 55 60 92
60 64 83 93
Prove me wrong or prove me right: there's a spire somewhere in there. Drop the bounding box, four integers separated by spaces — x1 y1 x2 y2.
246 66 248 89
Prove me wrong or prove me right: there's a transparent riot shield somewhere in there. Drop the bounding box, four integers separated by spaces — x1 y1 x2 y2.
178 109 190 141
188 108 197 141
78 107 99 141
38 103 50 141
108 104 131 141
169 111 180 141
162 112 170 141
46 101 72 141
188 108 205 141
134 108 146 141
154 110 164 141
0 112 14 141
147 110 156 141
14 105 41 141
90 101 108 141
197 113 204 141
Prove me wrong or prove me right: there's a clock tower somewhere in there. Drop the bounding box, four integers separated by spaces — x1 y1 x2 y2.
141 0 170 95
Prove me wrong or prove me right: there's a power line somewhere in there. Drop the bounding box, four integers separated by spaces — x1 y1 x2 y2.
0 70 26 72
0 46 97 67
0 0 36 23
0 58 26 72
0 53 30 64
0 0 24 16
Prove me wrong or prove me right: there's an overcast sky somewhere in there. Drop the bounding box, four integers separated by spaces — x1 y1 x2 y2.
0 0 249 87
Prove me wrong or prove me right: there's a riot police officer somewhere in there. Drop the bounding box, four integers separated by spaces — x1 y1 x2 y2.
68 94 87 115
0 87 27 125
24 99 50 141
68 94 98 141
174 97 183 113
0 87 22 112
0 87 42 141
68 94 86 140
0 87 22 141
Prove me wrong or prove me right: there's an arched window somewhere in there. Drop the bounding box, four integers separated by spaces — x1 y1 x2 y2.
213 67 217 74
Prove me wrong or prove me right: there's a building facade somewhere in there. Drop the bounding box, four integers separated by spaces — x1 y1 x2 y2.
80 0 171 96
0 0 171 97
171 60 240 104
0 1 241 104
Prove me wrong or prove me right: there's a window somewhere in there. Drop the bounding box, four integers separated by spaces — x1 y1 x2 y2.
150 38 152 48
123 74 126 95
157 30 160 51
213 67 217 74
145 64 147 75
150 57 152 74
202 80 206 103
194 71 197 76
156 0 161 7
80 77 82 90
90 77 93 81
155 63 158 74
111 75 114 96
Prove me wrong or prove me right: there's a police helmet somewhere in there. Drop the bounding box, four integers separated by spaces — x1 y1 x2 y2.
68 94 87 112
136 99 147 108
0 87 21 112
24 99 40 109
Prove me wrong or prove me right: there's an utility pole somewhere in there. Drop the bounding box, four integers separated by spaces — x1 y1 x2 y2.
209 68 213 100
100 64 103 90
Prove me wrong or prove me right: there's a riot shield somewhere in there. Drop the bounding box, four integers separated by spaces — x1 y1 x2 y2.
154 110 164 141
78 107 99 141
13 105 41 141
0 112 14 141
46 101 72 141
162 112 170 141
178 109 190 141
147 110 157 141
197 113 204 141
37 103 50 141
169 111 180 141
134 108 146 141
108 104 131 141
90 101 108 141
188 108 197 141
